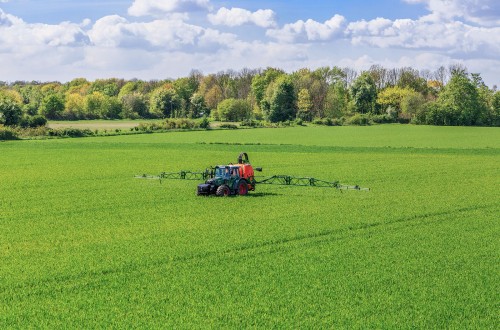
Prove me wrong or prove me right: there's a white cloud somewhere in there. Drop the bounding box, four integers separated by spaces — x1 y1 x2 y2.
404 0 500 26
208 7 276 28
0 9 89 49
266 15 346 42
87 15 236 51
128 0 211 17
346 16 500 57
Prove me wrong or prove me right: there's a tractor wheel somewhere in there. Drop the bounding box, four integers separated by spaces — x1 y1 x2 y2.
237 180 248 196
216 185 231 197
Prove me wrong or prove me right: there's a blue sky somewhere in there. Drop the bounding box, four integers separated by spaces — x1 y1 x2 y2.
0 0 499 86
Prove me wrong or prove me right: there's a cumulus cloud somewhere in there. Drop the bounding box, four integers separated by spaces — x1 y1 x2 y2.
87 15 236 51
208 7 276 28
346 16 500 56
128 0 211 17
0 9 89 49
266 15 346 42
404 0 500 26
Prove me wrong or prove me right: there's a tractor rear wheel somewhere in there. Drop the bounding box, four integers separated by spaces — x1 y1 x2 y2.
216 185 230 197
237 180 248 196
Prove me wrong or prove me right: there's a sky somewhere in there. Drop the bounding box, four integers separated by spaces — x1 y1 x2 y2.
0 0 499 87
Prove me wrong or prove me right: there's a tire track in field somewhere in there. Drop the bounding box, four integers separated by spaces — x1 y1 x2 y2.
1 203 497 300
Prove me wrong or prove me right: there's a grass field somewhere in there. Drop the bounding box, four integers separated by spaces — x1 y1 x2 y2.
1 125 499 328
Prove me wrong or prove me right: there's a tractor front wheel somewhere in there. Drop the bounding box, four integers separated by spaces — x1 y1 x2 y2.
216 185 231 197
237 180 249 196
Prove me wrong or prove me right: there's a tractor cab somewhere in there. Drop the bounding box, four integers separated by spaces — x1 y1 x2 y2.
215 166 240 180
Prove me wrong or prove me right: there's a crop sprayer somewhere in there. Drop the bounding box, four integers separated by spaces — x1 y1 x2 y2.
135 152 369 196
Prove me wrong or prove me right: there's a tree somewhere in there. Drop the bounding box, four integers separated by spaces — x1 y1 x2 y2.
64 93 86 119
84 92 106 119
0 96 22 126
101 96 122 119
149 87 181 118
377 86 424 119
296 88 313 121
487 91 500 126
251 67 285 111
174 77 198 116
438 72 485 125
89 79 123 97
40 94 64 119
189 93 208 118
216 98 252 122
401 92 426 120
350 72 377 114
121 93 148 119
268 76 297 122
324 81 348 118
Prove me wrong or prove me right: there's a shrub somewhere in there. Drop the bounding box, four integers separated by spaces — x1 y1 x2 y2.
371 114 395 124
345 113 371 126
219 123 238 129
199 116 211 129
0 126 19 140
48 128 94 138
312 118 339 126
240 119 263 127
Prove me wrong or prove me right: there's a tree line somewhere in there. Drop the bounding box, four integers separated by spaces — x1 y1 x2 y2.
1 64 499 127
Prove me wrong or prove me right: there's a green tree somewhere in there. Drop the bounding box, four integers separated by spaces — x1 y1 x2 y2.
488 91 500 126
150 87 181 118
40 94 64 119
268 76 297 122
401 92 426 120
377 86 425 119
296 88 313 121
350 72 377 114
251 67 285 111
101 96 122 119
121 93 148 119
174 77 198 116
89 79 123 97
85 92 106 119
437 73 485 125
0 96 22 126
324 81 349 118
216 98 252 122
64 93 86 119
189 93 208 118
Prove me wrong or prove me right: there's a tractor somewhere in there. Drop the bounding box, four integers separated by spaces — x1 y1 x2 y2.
136 152 369 195
197 153 262 196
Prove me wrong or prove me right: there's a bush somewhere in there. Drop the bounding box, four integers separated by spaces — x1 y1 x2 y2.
0 126 19 140
371 114 395 124
199 116 211 129
240 119 263 127
312 118 340 126
48 128 94 138
219 123 238 129
345 113 371 126
19 115 48 128
217 99 252 122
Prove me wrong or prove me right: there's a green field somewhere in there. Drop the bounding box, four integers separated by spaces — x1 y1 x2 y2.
1 125 499 328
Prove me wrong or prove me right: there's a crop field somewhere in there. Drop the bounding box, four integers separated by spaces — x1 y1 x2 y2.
1 125 499 328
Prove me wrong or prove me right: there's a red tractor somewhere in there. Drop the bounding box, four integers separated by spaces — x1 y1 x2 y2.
197 153 262 196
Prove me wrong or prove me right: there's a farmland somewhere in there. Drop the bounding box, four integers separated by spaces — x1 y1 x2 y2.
0 125 499 328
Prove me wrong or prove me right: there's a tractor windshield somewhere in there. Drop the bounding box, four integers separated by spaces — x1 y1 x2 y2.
215 166 239 179
215 166 230 178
